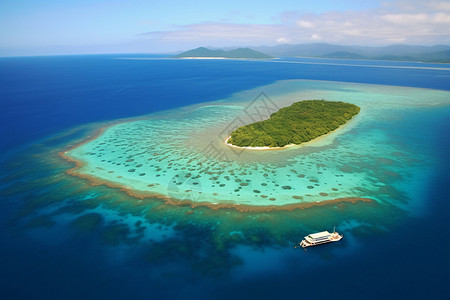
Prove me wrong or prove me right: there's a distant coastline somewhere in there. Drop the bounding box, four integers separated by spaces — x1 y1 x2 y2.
254 43 450 63
179 57 228 59
174 47 273 59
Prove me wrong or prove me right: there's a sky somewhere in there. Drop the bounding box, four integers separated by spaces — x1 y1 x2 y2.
1 0 450 56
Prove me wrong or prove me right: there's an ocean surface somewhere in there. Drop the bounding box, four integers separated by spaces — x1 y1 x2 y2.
1 54 449 299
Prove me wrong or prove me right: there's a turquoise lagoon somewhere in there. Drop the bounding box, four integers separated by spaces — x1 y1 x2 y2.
64 80 450 212
2 55 450 299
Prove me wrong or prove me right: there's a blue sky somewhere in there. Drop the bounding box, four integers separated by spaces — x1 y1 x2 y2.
1 0 450 56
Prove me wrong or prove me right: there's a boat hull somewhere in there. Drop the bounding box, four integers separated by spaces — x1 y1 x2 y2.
299 232 343 248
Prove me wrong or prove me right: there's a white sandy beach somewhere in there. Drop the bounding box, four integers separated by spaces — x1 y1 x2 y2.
180 57 228 59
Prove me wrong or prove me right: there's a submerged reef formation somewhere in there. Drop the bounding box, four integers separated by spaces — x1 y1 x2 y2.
59 80 450 212
3 79 449 280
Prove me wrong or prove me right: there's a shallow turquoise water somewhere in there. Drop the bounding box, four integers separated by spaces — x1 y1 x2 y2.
65 80 450 210
2 55 450 300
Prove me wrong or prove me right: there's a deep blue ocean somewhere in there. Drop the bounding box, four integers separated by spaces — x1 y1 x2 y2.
1 54 449 299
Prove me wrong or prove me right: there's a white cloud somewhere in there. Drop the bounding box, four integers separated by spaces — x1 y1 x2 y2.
382 12 450 24
139 0 450 49
276 37 291 43
434 12 450 23
144 23 288 43
428 1 450 11
382 13 429 24
432 1 450 11
342 29 361 36
387 37 406 43
296 20 315 28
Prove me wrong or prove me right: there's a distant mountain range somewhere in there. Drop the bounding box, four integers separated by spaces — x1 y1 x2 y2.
254 43 450 63
174 44 450 63
174 47 273 59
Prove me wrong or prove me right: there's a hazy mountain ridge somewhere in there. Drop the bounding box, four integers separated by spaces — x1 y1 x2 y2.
254 43 450 63
174 47 273 59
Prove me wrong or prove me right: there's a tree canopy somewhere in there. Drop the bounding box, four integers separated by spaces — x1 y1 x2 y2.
228 100 360 147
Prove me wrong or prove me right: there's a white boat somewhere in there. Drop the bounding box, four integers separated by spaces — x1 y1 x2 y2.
299 228 343 249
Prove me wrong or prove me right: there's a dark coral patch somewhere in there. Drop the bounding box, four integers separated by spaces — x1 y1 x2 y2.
72 213 103 232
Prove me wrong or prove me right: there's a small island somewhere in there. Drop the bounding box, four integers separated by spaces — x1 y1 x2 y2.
174 47 273 59
227 100 360 148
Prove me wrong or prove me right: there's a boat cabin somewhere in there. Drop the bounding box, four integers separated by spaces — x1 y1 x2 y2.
305 231 331 243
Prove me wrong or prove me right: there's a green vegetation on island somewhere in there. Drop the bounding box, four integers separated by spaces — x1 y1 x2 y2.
174 47 273 59
228 100 360 148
